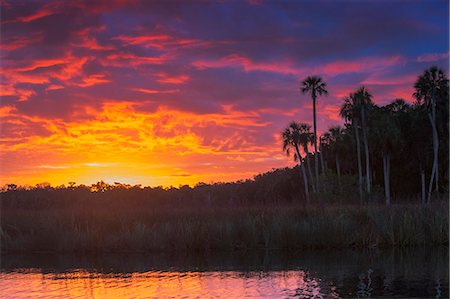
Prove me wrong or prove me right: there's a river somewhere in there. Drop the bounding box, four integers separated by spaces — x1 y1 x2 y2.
1 248 447 298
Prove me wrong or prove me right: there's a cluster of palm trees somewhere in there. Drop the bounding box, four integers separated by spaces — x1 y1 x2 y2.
282 66 449 205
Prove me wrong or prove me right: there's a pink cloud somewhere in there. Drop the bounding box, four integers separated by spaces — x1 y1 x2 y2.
16 1 63 23
156 73 190 84
316 55 406 77
0 32 43 51
113 34 212 51
72 27 115 51
99 52 168 68
360 73 417 86
17 9 54 23
417 52 449 62
192 54 301 75
319 105 342 122
46 84 65 91
132 88 180 94
77 74 111 87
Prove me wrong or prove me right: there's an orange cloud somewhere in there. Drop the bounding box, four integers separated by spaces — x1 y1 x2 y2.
0 101 285 187
0 51 111 101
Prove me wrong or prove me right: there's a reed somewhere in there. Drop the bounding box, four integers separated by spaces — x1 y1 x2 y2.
1 201 447 253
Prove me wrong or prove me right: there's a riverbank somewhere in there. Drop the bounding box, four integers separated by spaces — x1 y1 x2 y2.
1 201 448 253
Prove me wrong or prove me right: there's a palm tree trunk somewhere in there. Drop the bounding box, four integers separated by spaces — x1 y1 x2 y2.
300 164 309 203
420 168 426 205
432 95 439 193
336 156 342 193
427 112 439 203
312 93 320 192
320 137 326 174
354 122 363 203
387 155 390 203
295 145 309 203
383 154 391 205
361 106 371 195
305 147 316 193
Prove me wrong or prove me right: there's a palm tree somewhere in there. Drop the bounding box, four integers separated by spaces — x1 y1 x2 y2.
353 86 374 196
301 76 328 192
298 123 316 193
340 93 363 202
409 104 431 204
282 122 310 202
324 126 345 193
319 136 326 174
413 66 448 202
371 106 401 205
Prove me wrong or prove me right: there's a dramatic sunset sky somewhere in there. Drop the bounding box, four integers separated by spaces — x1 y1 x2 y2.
0 0 448 187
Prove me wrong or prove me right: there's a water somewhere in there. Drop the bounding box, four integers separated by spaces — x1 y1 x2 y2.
1 248 448 298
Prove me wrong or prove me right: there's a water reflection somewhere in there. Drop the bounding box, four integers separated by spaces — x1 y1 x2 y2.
1 247 448 298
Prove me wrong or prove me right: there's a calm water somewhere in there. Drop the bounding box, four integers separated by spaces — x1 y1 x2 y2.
1 248 448 298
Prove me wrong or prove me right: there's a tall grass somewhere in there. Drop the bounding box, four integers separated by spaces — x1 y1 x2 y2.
1 201 447 253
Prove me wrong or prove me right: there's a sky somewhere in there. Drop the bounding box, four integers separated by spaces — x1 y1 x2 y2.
0 0 448 187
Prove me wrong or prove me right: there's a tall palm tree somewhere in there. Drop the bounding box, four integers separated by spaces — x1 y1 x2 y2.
282 122 310 202
414 66 448 202
353 86 374 196
301 76 328 192
340 93 363 202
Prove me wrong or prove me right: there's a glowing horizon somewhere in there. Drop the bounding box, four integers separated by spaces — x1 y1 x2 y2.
0 1 448 187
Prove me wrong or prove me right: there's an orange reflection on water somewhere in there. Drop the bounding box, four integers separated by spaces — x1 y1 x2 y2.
0 269 340 298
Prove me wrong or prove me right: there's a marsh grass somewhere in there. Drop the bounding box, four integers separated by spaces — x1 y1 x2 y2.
1 201 447 253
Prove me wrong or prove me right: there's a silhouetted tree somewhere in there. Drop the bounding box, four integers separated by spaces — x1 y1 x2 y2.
340 93 364 202
354 86 374 196
282 122 310 202
371 106 401 205
414 66 449 202
301 76 328 192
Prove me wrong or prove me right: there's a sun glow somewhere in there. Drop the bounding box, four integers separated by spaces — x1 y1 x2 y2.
0 101 287 187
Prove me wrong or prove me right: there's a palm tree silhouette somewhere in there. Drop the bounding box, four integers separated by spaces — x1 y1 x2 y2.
282 122 310 202
371 106 401 205
301 76 328 192
340 93 364 202
414 66 448 202
298 123 316 193
353 86 374 196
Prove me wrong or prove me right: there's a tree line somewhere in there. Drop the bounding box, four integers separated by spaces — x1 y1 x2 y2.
283 66 449 205
1 67 448 208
